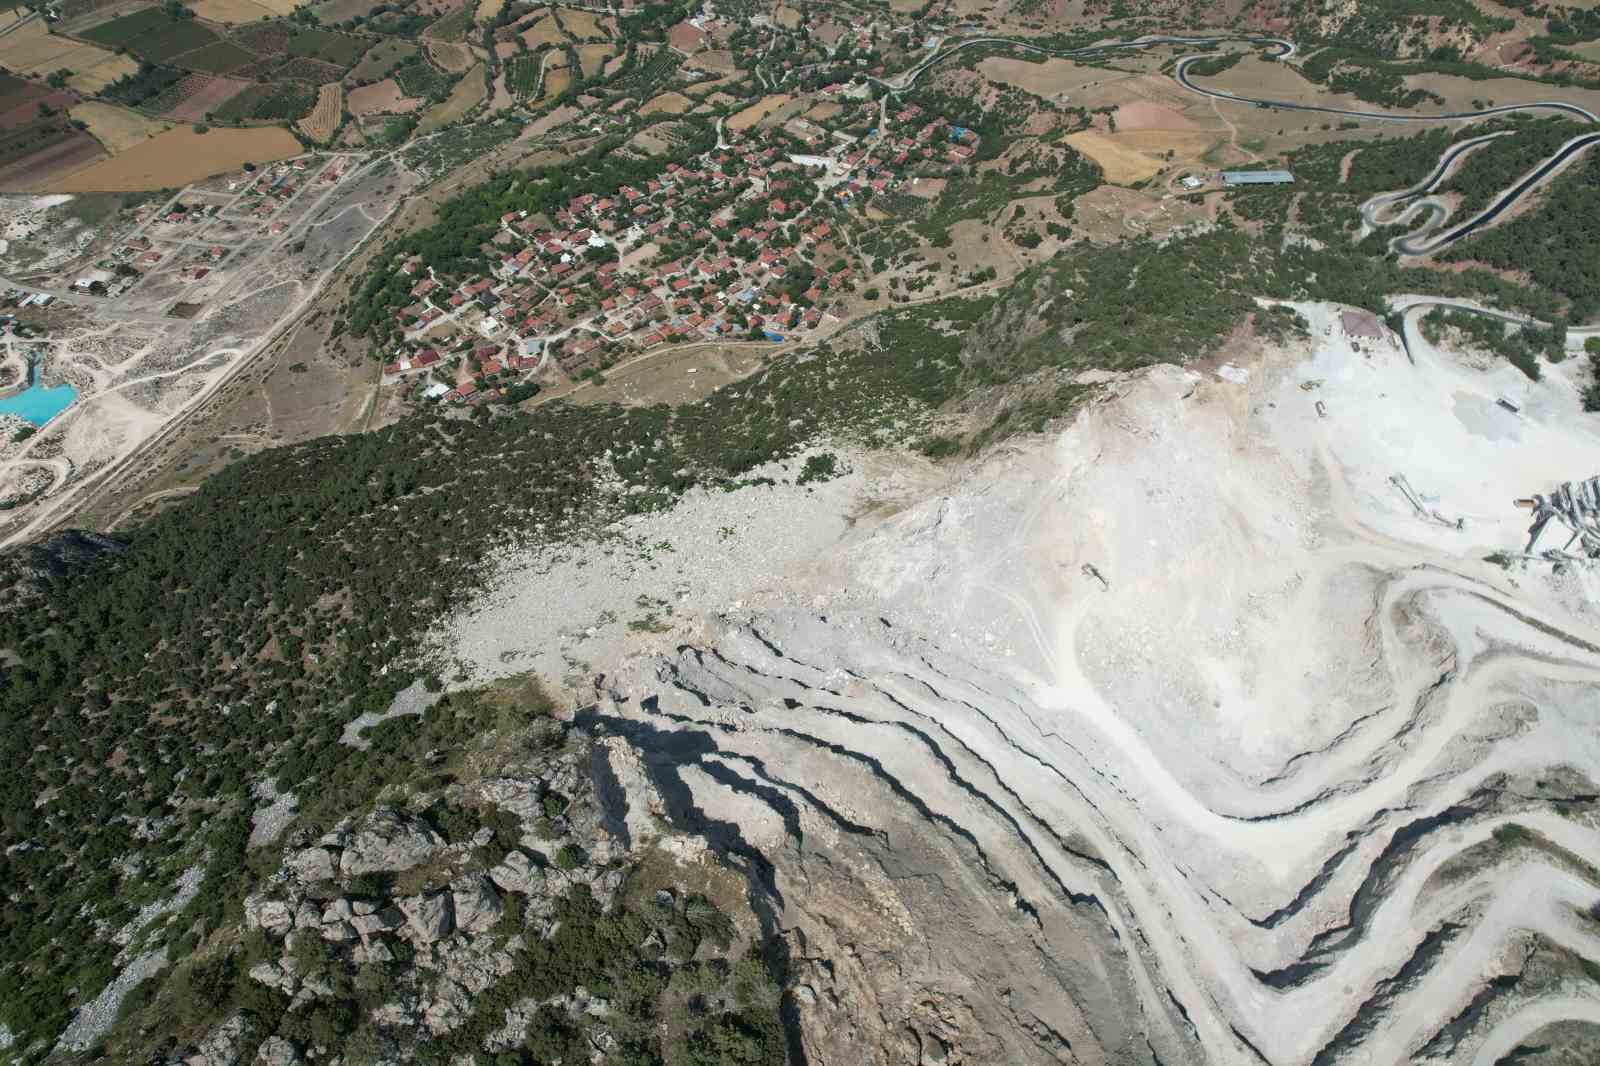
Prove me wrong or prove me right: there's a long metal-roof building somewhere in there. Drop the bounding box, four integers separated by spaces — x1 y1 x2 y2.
1221 169 1295 185
1216 171 1292 185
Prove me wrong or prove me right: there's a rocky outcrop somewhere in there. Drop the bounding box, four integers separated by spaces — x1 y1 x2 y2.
243 897 295 939
338 808 443 876
253 1037 301 1066
450 875 503 935
184 1013 253 1066
488 849 544 896
399 891 454 943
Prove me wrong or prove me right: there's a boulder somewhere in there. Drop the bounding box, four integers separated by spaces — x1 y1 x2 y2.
338 808 443 877
293 901 321 931
488 849 545 896
284 847 336 883
319 919 357 943
254 1037 302 1066
243 896 295 939
451 875 504 935
350 907 403 938
399 891 454 942
321 898 354 924
247 961 297 995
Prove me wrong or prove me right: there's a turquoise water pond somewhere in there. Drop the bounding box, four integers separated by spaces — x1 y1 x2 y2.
0 363 77 427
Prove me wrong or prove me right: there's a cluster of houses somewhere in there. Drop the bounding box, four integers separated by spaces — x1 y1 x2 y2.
381 107 977 406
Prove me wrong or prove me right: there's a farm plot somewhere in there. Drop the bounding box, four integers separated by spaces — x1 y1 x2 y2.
347 39 418 81
476 0 504 22
424 7 472 40
173 39 258 74
297 82 343 142
346 78 422 115
0 18 139 93
232 20 294 53
0 130 105 192
309 0 374 24
539 64 571 100
395 56 453 98
0 89 75 131
1063 131 1163 184
85 12 223 61
556 7 608 38
427 39 473 72
287 27 369 65
214 81 315 121
507 53 542 96
641 90 691 114
151 73 250 121
189 0 286 21
417 60 482 131
576 41 611 77
55 125 300 190
69 100 170 153
278 57 348 82
727 93 791 130
517 13 563 48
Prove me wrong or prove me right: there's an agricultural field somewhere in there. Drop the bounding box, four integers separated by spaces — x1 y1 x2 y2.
297 81 343 142
1063 131 1164 184
540 64 570 99
346 77 422 114
394 55 452 98
641 90 691 114
277 56 348 82
424 7 472 41
727 92 791 130
576 41 612 77
517 12 563 48
232 20 295 54
83 11 222 61
427 39 473 73
475 0 504 22
189 0 296 21
507 52 542 96
175 39 257 73
287 27 369 65
347 39 419 82
214 80 315 121
150 73 251 121
0 130 105 190
0 75 72 129
308 0 373 24
556 7 608 38
68 100 171 153
0 18 139 93
416 60 482 131
55 124 300 189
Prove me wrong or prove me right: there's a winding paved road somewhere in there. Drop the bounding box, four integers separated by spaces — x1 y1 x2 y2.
878 33 1600 258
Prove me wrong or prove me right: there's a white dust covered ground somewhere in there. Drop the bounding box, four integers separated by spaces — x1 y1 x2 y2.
445 302 1600 1065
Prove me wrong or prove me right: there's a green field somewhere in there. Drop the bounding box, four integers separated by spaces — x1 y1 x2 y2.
346 37 418 81
80 6 171 45
286 27 370 66
214 81 315 121
394 55 451 98
424 6 472 41
508 53 542 96
175 40 257 74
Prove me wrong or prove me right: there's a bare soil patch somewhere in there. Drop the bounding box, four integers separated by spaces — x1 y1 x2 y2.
161 74 251 122
572 343 767 407
977 55 1112 100
556 7 606 38
347 78 422 115
728 93 791 130
518 13 563 48
475 0 504 21
576 41 612 77
1064 131 1163 184
55 126 300 191
189 0 281 21
428 39 474 73
642 90 692 115
1113 100 1200 131
685 48 736 75
0 20 137 93
539 66 571 100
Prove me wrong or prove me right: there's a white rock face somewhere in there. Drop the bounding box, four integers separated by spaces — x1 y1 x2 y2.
243 897 295 939
400 891 455 943
451 875 503 934
488 850 544 895
443 303 1600 1065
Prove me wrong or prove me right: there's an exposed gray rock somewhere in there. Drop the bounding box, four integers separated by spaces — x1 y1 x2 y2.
321 899 354 924
293 901 321 931
351 907 404 938
338 808 442 877
451 875 503 935
488 849 544 896
247 961 298 995
254 1036 302 1066
320 920 357 943
353 940 395 965
284 847 336 883
243 896 295 939
184 1012 254 1066
400 891 454 942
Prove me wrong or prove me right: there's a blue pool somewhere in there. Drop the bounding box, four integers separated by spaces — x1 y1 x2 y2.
0 363 77 427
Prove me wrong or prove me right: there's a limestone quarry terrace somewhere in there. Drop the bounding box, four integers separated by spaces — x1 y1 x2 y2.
435 298 1600 1064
